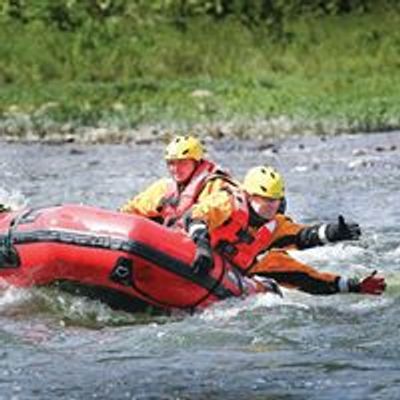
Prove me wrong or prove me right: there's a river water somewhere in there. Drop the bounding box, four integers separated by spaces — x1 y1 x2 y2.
0 131 399 400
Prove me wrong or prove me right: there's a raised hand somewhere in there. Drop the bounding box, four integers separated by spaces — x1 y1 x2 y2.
358 270 386 295
326 215 361 242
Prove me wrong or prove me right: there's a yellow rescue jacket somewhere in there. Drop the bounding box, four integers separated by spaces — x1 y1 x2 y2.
120 160 234 227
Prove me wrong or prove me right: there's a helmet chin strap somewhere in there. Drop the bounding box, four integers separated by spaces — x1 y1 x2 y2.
177 160 201 192
248 200 269 228
277 197 287 214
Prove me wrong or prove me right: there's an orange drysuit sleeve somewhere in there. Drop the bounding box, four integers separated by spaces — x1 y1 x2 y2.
266 214 332 251
249 215 344 294
250 250 340 295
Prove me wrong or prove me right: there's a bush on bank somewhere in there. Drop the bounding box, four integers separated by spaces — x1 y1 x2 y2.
1 0 400 140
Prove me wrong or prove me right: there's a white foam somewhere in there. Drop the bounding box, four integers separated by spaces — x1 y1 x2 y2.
0 187 27 211
383 245 400 260
248 289 307 309
293 165 309 172
200 299 245 322
199 290 304 323
0 285 32 310
49 292 117 323
288 243 365 265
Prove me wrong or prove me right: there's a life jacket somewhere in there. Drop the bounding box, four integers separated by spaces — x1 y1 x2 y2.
160 160 229 227
210 190 277 273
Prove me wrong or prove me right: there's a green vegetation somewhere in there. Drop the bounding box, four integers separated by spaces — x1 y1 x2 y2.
1 1 400 140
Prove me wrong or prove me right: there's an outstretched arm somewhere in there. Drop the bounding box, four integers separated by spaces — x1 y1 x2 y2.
268 214 361 251
251 250 340 294
297 215 361 249
250 251 385 295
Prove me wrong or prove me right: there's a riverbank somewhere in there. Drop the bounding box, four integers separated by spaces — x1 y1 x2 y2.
1 6 400 143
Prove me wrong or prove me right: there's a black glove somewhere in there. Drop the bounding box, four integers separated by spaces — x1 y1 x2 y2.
188 220 214 275
325 215 361 242
193 239 214 275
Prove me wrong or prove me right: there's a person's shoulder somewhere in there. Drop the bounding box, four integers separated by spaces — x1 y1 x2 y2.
213 174 241 190
275 213 295 224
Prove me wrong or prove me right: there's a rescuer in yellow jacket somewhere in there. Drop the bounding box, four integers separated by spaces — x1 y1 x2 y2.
120 135 236 226
184 165 386 295
120 135 237 271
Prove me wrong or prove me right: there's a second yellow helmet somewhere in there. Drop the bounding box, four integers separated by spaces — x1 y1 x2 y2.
165 135 204 161
243 166 285 199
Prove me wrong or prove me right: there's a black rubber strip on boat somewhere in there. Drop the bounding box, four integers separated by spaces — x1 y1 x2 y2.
2 230 235 299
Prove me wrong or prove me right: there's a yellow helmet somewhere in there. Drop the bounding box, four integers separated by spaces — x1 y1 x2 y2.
165 135 204 161
243 166 285 199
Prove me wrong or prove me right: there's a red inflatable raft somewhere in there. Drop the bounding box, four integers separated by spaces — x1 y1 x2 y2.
0 204 266 313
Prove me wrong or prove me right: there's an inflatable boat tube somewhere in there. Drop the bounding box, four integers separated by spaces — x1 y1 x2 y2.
0 205 265 312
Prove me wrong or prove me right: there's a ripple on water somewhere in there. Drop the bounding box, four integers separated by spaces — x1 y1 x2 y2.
0 132 400 398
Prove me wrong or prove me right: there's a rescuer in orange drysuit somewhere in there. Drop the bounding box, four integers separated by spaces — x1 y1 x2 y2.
120 137 385 295
183 165 385 295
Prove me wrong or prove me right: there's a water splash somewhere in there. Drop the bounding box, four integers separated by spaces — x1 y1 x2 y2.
0 187 27 211
0 285 163 328
0 286 33 312
289 244 366 265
